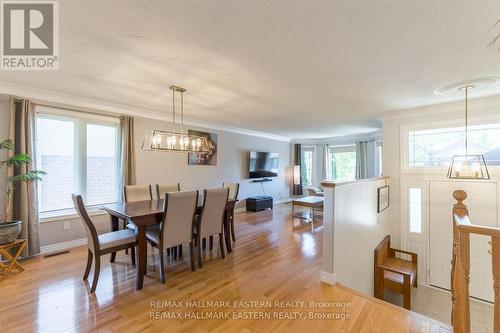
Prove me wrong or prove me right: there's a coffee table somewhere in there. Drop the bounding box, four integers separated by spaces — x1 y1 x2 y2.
291 196 324 223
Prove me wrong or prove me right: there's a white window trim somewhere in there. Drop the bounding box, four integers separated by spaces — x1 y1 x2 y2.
36 106 121 222
39 207 108 223
301 145 316 188
329 144 356 154
400 115 500 174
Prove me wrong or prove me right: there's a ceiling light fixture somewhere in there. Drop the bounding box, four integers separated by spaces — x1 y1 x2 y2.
141 86 210 153
447 85 490 180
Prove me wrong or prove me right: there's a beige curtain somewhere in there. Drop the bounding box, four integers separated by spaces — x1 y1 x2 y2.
8 97 40 256
120 116 136 200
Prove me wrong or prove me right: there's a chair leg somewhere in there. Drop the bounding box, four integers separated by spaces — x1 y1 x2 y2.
90 254 100 294
189 242 196 272
131 246 136 266
123 220 129 254
83 249 93 280
197 236 203 268
159 244 166 284
231 218 236 242
403 275 411 310
219 233 225 259
209 236 213 250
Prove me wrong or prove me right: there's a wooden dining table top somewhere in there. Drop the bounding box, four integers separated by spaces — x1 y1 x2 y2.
102 198 237 220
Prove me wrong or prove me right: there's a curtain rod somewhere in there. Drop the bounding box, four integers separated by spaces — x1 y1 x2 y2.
33 100 122 120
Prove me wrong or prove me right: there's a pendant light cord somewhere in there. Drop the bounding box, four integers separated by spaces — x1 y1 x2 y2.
465 86 468 157
181 91 184 134
172 88 176 133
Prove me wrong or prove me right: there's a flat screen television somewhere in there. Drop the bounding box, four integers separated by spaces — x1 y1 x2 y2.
249 151 279 178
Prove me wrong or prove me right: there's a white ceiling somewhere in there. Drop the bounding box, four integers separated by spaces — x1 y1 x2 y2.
1 0 500 139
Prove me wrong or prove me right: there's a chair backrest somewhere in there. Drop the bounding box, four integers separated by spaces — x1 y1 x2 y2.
222 182 239 200
374 235 391 266
160 190 198 248
72 194 99 253
199 188 229 238
124 185 152 202
156 183 181 200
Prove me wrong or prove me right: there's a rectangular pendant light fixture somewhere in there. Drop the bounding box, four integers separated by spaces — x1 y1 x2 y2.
141 86 210 153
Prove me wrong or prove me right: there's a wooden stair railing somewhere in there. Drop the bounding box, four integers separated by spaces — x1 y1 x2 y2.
451 190 500 333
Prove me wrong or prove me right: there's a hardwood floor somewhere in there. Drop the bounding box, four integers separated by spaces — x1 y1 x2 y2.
0 204 451 333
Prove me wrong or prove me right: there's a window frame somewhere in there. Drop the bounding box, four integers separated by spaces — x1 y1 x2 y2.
329 144 357 182
301 145 316 187
35 107 121 221
400 115 500 174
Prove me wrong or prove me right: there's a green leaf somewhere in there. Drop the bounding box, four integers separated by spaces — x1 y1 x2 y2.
0 153 32 168
0 139 14 151
8 170 46 184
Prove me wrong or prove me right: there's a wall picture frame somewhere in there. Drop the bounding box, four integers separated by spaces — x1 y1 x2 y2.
377 185 390 213
187 130 217 165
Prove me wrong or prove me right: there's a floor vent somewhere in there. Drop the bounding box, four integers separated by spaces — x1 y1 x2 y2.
43 250 70 258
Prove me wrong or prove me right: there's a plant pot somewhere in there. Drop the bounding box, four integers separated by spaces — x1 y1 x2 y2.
0 220 22 245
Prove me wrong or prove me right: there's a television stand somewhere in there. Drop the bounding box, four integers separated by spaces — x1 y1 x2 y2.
246 196 273 212
250 178 273 183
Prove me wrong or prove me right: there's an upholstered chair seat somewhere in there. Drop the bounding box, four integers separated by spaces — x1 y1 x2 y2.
98 229 137 250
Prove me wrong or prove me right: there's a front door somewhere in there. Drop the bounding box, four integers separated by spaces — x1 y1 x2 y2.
429 180 497 302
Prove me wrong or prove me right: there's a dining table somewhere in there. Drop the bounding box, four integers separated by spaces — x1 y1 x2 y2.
102 198 237 290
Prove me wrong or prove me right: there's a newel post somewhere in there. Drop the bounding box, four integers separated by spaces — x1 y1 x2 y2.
451 190 470 333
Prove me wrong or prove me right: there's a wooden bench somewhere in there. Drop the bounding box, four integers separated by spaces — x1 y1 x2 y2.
374 235 417 310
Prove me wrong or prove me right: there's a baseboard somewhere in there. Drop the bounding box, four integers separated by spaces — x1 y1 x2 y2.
40 238 87 254
320 271 336 285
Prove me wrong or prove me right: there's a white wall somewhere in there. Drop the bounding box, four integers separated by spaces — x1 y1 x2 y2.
0 104 291 248
321 177 390 295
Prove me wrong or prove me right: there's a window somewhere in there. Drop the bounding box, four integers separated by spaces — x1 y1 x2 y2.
86 124 119 206
408 123 500 167
36 112 120 214
301 147 315 186
36 117 75 212
329 146 356 181
408 187 422 233
376 141 383 176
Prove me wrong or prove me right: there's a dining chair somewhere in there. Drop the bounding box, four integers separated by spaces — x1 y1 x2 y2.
72 194 137 294
122 185 153 254
222 182 239 201
195 188 229 268
124 185 153 202
222 182 239 242
155 183 181 199
155 183 183 258
145 190 198 283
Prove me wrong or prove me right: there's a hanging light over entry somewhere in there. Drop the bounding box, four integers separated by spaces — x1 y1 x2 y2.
447 85 490 180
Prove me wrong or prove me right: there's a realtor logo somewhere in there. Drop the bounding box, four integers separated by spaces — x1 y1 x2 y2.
1 1 59 70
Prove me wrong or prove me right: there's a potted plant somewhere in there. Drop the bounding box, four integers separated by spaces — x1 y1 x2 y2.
0 139 45 245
